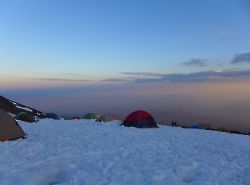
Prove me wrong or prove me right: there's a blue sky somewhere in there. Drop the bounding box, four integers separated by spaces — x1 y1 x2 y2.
1 0 250 130
1 0 250 82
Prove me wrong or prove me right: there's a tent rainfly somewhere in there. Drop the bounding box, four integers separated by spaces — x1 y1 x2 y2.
122 110 158 128
0 109 26 141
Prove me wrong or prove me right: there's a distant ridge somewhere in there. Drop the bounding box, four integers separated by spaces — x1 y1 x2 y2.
0 95 46 118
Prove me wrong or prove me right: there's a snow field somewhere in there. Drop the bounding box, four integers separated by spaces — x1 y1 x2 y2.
0 119 249 185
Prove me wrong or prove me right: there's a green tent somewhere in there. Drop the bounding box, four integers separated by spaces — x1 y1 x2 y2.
83 113 99 120
46 113 60 120
15 112 36 123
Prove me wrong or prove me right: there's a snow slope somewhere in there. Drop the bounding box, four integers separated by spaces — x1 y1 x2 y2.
0 119 249 185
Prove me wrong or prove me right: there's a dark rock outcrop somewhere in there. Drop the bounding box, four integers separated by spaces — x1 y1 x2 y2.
0 96 46 119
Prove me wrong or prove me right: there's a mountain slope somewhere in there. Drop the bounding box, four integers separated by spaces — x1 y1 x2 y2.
0 96 46 118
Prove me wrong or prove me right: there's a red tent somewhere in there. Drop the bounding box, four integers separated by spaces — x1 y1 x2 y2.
72 116 81 120
122 110 158 128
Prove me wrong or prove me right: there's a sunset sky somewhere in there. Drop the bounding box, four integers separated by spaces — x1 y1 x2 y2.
1 0 250 130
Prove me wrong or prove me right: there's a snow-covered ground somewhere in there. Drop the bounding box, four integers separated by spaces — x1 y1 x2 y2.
0 119 249 185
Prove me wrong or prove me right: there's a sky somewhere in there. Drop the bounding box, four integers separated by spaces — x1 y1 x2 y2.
1 0 250 131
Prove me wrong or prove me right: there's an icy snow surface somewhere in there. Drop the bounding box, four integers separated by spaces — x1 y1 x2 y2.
0 119 250 185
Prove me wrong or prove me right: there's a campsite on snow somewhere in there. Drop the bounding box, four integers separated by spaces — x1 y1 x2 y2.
1 1 250 184
0 95 250 185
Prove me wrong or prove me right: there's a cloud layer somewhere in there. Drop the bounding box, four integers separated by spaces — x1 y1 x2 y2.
182 58 208 67
231 52 250 64
120 72 165 77
31 51 250 84
135 70 250 83
32 78 91 82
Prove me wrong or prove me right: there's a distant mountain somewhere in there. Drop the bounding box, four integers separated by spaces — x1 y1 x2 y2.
0 95 47 118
